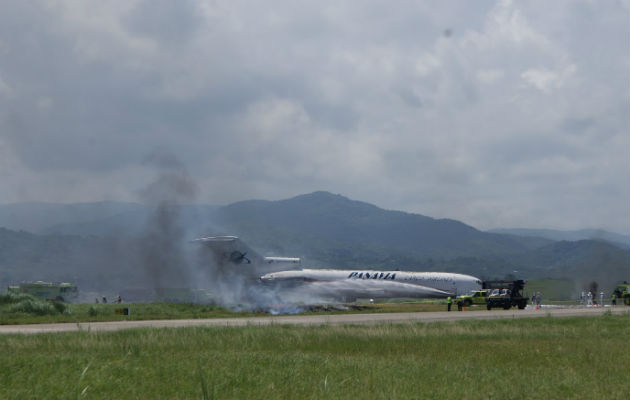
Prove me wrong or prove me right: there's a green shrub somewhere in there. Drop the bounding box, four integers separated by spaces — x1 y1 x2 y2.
8 299 58 315
52 301 67 314
0 291 37 305
2 292 68 316
88 306 98 317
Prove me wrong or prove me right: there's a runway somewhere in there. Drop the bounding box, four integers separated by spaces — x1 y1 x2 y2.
1 306 627 334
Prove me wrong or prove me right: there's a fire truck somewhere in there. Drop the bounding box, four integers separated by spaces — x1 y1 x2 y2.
484 280 528 310
612 282 630 305
456 289 490 309
7 281 79 302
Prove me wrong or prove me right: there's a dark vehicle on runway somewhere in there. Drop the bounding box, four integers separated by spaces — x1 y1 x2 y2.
484 280 528 310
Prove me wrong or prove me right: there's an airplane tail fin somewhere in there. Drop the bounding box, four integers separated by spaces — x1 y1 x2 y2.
192 236 300 274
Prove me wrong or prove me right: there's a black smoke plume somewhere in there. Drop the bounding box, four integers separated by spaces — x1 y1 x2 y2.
138 151 198 290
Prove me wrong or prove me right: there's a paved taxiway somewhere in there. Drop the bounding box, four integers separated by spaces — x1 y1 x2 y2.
1 306 627 334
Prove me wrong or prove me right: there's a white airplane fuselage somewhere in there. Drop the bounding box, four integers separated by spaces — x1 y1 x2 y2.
260 269 482 297
195 236 483 301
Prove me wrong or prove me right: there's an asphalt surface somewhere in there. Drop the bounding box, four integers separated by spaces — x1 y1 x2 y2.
1 306 627 334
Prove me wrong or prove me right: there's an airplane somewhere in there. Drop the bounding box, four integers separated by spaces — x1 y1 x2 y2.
193 236 482 303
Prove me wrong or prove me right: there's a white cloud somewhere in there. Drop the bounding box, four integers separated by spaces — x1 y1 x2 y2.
0 0 627 233
521 64 576 92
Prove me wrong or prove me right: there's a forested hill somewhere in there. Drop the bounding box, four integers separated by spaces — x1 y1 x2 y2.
0 191 627 291
216 191 551 259
488 228 630 249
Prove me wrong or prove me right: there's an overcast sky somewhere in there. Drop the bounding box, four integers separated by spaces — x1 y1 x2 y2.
0 0 628 233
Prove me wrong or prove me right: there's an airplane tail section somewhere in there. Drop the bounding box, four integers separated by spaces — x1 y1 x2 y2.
193 236 300 274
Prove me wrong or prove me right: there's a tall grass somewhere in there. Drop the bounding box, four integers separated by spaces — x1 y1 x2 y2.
0 315 628 399
0 291 36 305
0 292 67 316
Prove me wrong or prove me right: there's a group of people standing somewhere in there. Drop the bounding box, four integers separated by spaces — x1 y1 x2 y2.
94 295 123 304
580 291 607 306
580 291 594 306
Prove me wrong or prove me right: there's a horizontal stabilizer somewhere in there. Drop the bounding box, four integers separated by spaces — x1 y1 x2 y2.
192 236 299 273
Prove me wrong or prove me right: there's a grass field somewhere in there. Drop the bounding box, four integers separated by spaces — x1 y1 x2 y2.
0 293 451 325
1 277 602 326
0 314 628 399
0 300 254 325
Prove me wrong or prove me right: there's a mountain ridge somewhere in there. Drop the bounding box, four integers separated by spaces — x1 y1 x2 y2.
488 228 630 248
0 191 627 293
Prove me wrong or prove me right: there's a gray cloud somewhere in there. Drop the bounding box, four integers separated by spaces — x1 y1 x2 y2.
123 0 204 44
0 0 627 234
